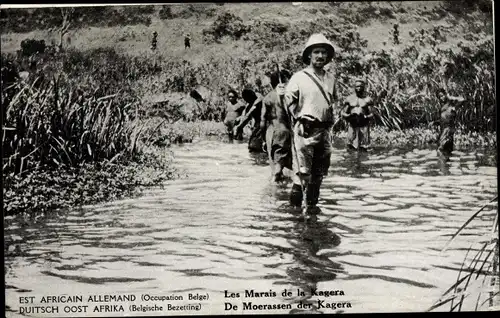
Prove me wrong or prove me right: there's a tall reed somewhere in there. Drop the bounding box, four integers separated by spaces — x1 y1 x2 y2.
2 75 147 175
429 197 499 311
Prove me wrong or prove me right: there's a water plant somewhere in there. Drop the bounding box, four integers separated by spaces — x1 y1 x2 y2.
428 197 499 311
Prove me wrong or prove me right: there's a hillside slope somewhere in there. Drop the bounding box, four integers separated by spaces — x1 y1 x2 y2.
0 2 493 62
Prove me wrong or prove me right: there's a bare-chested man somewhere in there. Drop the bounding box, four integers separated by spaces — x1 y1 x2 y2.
223 89 245 141
261 69 293 182
234 89 266 153
341 78 374 151
435 88 465 155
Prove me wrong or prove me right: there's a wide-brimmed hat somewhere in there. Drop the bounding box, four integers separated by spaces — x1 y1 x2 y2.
302 33 335 65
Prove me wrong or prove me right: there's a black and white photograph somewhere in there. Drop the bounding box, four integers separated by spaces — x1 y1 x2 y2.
2 1 498 316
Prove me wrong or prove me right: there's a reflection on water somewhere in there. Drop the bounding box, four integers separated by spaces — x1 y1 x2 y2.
4 138 498 315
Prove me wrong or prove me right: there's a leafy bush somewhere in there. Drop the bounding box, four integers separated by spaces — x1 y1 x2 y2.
7 46 160 107
0 6 152 33
202 12 250 43
19 39 46 57
159 4 218 20
3 148 176 216
442 0 492 15
158 6 173 19
1 49 176 216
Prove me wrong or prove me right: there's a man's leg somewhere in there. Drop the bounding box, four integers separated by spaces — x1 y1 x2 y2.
438 127 453 155
225 121 234 140
305 129 332 214
273 124 292 182
248 124 264 152
289 182 303 207
346 125 356 150
359 125 370 152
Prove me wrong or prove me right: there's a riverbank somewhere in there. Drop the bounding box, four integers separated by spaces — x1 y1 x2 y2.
2 145 176 216
156 120 497 151
3 120 496 217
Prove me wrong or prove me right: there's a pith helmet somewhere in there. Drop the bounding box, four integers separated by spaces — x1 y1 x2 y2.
302 33 335 65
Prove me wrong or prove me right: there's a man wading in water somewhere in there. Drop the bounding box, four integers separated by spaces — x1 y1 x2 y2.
223 89 246 141
276 33 338 215
435 88 465 156
341 78 374 151
234 89 266 153
261 69 293 182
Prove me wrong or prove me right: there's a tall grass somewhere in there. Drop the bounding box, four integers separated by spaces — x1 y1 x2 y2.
2 75 147 175
198 12 496 133
429 197 499 311
331 30 495 132
1 52 174 215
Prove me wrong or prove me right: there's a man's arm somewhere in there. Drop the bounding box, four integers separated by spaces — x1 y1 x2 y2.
448 95 466 106
341 97 352 118
277 75 300 119
260 98 269 130
364 97 374 119
235 98 262 131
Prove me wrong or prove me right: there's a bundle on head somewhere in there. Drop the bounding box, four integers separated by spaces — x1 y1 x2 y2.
227 88 238 98
241 88 257 103
189 89 204 102
270 69 291 88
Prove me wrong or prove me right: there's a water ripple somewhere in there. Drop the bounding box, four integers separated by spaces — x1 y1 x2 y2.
4 140 497 314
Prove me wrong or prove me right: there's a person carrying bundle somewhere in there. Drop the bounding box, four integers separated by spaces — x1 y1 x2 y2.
341 78 374 151
435 88 465 155
261 68 293 182
234 89 266 153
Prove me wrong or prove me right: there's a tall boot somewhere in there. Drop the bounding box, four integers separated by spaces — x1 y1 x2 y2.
305 175 323 215
306 182 320 206
289 183 303 207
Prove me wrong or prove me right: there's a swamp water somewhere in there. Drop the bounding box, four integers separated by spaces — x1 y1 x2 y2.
4 138 498 316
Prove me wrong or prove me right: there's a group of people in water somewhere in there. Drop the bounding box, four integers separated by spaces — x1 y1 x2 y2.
223 33 465 215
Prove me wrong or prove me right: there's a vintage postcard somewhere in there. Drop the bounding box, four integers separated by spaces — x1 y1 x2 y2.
2 2 498 316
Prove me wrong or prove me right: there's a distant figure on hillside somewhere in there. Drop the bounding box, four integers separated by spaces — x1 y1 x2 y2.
234 89 266 153
223 89 245 141
341 78 374 151
261 68 293 182
151 31 158 52
184 33 191 49
435 88 465 156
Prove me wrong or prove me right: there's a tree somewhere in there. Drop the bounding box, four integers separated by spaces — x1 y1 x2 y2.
58 7 75 51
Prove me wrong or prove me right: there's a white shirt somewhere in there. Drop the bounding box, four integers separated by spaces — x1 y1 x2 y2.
284 67 338 123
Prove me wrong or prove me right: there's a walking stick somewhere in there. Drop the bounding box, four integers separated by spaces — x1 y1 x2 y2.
275 62 307 217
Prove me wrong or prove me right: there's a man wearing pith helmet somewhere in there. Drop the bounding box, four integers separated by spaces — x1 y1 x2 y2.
276 33 338 215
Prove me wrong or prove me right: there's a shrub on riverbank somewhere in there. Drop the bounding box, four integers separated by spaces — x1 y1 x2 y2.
150 120 227 146
5 22 494 134
2 75 143 175
1 56 176 216
353 126 497 150
3 150 175 216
